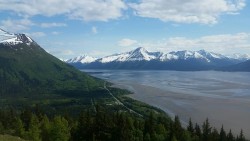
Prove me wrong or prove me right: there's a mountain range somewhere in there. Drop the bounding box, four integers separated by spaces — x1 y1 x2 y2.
66 47 250 71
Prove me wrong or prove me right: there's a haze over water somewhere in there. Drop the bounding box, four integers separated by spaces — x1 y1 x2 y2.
83 70 250 138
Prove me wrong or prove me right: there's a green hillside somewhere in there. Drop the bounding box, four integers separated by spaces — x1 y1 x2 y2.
0 42 106 114
0 43 100 95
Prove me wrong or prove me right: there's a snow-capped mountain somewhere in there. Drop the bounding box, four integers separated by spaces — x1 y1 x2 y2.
66 47 245 70
67 47 238 64
160 50 209 62
74 47 231 63
97 47 162 63
66 55 97 64
227 53 250 61
0 28 33 45
159 49 231 62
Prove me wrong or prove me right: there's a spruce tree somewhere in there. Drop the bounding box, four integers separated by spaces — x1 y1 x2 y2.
227 129 234 141
27 114 41 141
187 118 194 136
14 117 25 137
194 123 201 139
238 129 245 141
173 116 183 140
219 125 227 141
40 115 51 141
202 118 212 141
20 109 32 131
50 116 70 141
211 128 219 141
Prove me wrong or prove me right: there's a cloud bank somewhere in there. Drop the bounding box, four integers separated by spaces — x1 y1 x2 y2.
130 0 245 24
0 0 127 22
139 33 250 54
0 0 245 24
118 38 138 47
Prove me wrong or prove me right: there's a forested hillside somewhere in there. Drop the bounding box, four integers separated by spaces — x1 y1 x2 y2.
0 106 246 141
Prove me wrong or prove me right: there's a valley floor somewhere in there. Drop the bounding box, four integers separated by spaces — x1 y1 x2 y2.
113 82 250 139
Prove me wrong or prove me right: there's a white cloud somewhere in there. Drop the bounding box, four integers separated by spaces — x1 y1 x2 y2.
50 49 75 56
41 22 67 28
0 18 34 32
0 0 127 22
27 32 46 38
118 38 138 47
51 31 61 35
92 26 98 34
130 0 246 24
139 33 250 54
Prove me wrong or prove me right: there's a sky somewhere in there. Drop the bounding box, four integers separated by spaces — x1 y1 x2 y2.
0 0 250 59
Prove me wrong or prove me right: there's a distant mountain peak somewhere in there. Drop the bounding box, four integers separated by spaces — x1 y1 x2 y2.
132 47 147 52
128 47 158 61
0 28 33 46
66 55 97 64
227 53 250 61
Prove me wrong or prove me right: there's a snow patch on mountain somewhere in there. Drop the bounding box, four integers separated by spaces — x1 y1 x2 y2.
98 47 161 63
197 50 226 59
227 54 250 61
66 55 97 64
0 28 33 45
159 53 179 61
159 50 211 62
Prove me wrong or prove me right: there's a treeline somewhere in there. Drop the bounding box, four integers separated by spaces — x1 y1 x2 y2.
0 107 247 141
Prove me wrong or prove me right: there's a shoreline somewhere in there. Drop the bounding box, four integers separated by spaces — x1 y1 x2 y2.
112 82 250 139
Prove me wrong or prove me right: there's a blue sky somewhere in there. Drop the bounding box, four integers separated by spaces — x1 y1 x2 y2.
0 0 249 59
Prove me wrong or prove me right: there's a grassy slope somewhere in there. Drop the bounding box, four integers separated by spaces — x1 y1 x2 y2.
0 134 26 141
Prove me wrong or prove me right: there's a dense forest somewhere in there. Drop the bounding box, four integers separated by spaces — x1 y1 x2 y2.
0 106 246 141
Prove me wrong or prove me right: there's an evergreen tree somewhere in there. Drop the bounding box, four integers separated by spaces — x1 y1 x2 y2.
227 129 235 141
187 118 194 136
173 116 183 140
219 125 227 141
202 118 212 141
13 117 25 138
133 119 143 141
211 128 219 141
20 109 32 131
40 115 51 141
238 129 245 141
0 122 4 134
120 116 135 141
50 116 70 141
194 123 201 139
26 114 41 141
171 136 178 141
144 112 155 136
144 133 151 141
74 113 87 140
155 123 167 140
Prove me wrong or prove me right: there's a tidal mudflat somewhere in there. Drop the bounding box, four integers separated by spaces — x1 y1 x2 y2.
84 70 250 138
